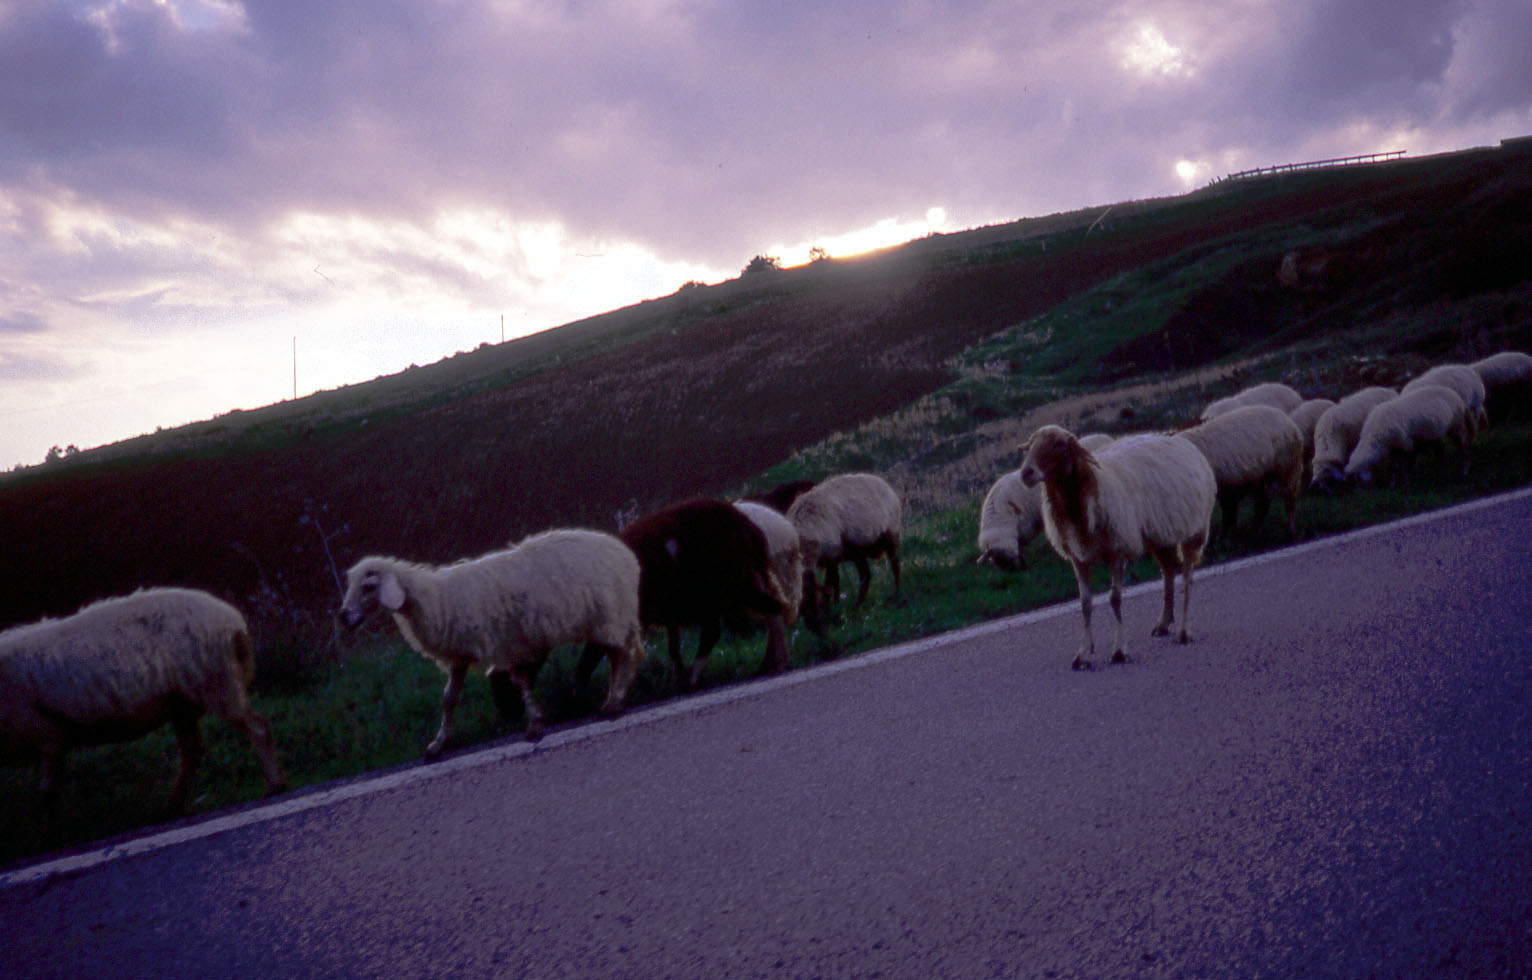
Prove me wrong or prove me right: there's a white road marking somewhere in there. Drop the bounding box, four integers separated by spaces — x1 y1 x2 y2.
6 485 1530 889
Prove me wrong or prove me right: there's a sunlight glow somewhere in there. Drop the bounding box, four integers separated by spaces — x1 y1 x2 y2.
1174 159 1209 187
1121 23 1192 79
770 207 957 268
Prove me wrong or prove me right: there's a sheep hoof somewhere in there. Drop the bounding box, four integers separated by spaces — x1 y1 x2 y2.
597 703 625 720
1111 650 1130 664
524 721 545 742
423 743 446 762
1071 657 1093 672
1177 630 1192 645
1151 623 1171 637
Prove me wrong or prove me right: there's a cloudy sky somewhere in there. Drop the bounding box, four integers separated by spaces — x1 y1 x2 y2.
2 0 1530 469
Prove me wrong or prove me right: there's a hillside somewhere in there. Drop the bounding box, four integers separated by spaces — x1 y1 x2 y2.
3 140 1530 658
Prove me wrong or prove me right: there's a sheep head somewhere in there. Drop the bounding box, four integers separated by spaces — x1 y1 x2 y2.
340 559 408 628
1018 425 1094 489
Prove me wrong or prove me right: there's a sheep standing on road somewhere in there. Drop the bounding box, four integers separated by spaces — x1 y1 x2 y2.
619 499 788 691
341 529 646 758
1310 387 1398 490
1201 381 1304 420
787 473 903 623
0 588 286 813
1343 384 1473 486
1019 427 1216 670
1176 405 1305 538
1470 350 1532 423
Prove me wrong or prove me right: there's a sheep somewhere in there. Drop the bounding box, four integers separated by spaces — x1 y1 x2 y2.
340 529 646 758
1200 381 1304 420
786 473 902 622
742 479 817 514
733 500 806 671
1470 350 1532 423
0 587 286 813
977 436 1114 572
1309 386 1398 490
1402 364 1487 437
1018 426 1216 671
1176 405 1305 537
618 498 788 692
1288 398 1336 480
1343 384 1473 486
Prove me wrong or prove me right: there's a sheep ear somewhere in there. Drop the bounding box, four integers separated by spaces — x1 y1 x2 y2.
378 572 407 611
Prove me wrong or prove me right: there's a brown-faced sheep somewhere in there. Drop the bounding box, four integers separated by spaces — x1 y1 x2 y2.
618 499 788 692
0 588 286 813
787 473 903 622
1201 381 1304 420
341 529 646 758
1471 350 1532 423
1019 427 1216 670
1402 364 1487 437
733 500 806 672
1310 386 1398 490
977 436 1113 572
1343 384 1472 486
1176 405 1305 538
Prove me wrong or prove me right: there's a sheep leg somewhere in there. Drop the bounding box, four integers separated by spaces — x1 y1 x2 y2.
666 624 689 691
598 640 641 718
232 710 286 795
425 660 470 760
1249 490 1271 535
1177 536 1205 644
758 615 790 676
851 556 873 607
168 704 205 814
687 619 722 691
1108 559 1129 664
800 569 826 635
1151 548 1179 636
884 538 902 596
1070 560 1096 671
824 562 842 607
508 662 546 741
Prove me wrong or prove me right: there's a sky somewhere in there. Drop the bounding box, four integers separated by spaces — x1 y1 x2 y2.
3 0 1530 470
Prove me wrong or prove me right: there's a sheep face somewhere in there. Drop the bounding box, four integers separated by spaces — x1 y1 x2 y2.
340 561 407 628
1018 426 1085 489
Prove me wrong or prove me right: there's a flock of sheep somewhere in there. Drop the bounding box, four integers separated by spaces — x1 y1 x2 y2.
2 350 1528 813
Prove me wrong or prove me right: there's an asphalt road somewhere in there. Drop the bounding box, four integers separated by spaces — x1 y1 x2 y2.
4 490 1531 979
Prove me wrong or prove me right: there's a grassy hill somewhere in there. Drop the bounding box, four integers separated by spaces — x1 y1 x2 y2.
4 139 1532 864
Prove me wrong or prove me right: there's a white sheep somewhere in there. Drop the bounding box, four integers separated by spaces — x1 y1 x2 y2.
977 435 1113 571
1309 386 1398 488
734 499 805 671
1470 350 1532 423
1018 426 1216 670
1343 384 1473 485
1402 364 1487 437
340 529 646 758
787 472 903 616
0 588 286 812
1201 381 1304 420
1176 405 1305 537
1288 398 1336 479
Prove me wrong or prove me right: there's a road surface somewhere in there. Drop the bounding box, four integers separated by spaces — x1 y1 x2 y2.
4 490 1531 979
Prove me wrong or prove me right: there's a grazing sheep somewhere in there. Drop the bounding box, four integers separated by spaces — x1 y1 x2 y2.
1019 426 1216 670
978 436 1113 572
618 499 788 692
1402 364 1488 437
1201 381 1304 420
341 529 646 758
0 588 286 813
1310 387 1398 489
1470 350 1532 423
1343 384 1472 486
787 473 903 621
734 500 806 672
1176 405 1305 537
743 479 817 514
1288 398 1336 479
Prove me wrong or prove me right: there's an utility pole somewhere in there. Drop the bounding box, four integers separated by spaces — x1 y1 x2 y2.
500 314 505 344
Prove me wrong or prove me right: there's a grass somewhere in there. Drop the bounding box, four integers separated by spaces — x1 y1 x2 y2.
4 416 1528 869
